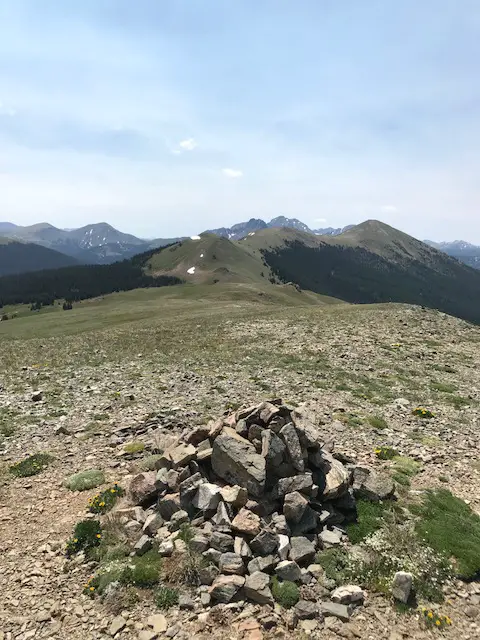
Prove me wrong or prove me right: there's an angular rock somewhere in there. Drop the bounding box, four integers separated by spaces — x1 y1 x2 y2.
391 571 413 604
197 447 213 461
275 560 302 582
32 390 43 402
211 428 266 497
167 509 189 532
234 536 253 558
261 430 286 467
190 534 210 554
280 423 305 472
193 483 222 511
211 501 232 527
272 513 290 535
210 531 234 553
352 467 395 502
272 474 313 499
320 602 352 622
284 491 309 524
291 406 323 448
319 529 342 546
109 616 126 636
128 472 158 506
219 552 245 575
244 571 274 605
134 535 153 556
203 548 222 565
209 575 245 603
143 512 164 536
321 455 350 500
278 534 290 560
179 595 194 610
292 506 318 535
157 493 181 520
288 537 316 565
178 472 203 503
247 555 277 574
199 563 219 585
294 600 318 620
231 508 261 537
220 485 248 508
158 540 174 557
166 469 179 490
147 614 167 634
185 426 211 446
331 585 365 605
168 443 197 468
155 468 169 493
259 401 281 424
235 419 249 438
250 529 278 556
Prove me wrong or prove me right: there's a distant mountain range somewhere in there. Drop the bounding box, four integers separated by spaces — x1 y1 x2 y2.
2 220 480 326
1 217 480 277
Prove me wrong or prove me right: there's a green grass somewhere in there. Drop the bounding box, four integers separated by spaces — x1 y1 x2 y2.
66 519 102 557
9 453 54 477
391 456 421 488
347 499 391 544
123 441 145 455
271 577 300 608
155 586 179 609
431 381 456 393
412 489 480 579
65 469 105 491
368 414 388 429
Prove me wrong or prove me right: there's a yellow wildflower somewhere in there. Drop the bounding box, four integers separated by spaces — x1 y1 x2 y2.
96 534 101 539
427 611 433 619
90 586 94 591
435 620 441 626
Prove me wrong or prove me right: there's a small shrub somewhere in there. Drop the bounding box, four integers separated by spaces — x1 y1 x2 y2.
155 586 179 609
10 453 54 477
162 550 204 585
422 608 452 629
138 454 163 471
66 519 102 557
374 446 398 460
316 548 350 585
122 551 162 587
271 577 300 608
412 489 480 579
431 381 455 394
391 456 421 487
88 484 124 514
368 415 388 429
177 523 195 546
65 469 105 491
347 500 389 544
412 407 435 419
123 441 145 455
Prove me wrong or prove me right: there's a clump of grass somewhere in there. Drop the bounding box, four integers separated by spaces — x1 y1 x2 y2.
66 519 102 557
412 407 435 419
391 456 421 488
347 499 390 544
121 550 163 587
421 608 452 630
155 585 179 609
431 381 455 394
368 415 388 429
65 469 105 491
412 489 480 579
374 446 398 460
177 523 195 545
271 577 300 608
316 548 350 585
138 454 164 471
123 441 145 455
10 453 54 477
88 484 124 514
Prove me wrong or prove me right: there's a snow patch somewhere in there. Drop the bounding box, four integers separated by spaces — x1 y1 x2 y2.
248 232 256 236
200 253 204 258
187 266 196 275
190 235 201 240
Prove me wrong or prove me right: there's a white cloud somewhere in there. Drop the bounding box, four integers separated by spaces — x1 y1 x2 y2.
381 205 398 213
222 168 243 178
314 217 327 223
179 138 197 151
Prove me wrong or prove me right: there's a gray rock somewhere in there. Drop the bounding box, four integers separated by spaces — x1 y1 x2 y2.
272 474 313 499
219 552 245 575
275 560 302 582
155 467 169 493
284 491 309 524
203 548 222 565
278 534 290 560
319 529 342 546
167 509 189 532
32 390 43 402
259 401 281 424
291 406 323 449
158 540 174 557
294 600 318 620
211 501 232 527
244 571 274 605
352 467 395 502
250 529 278 555
197 447 213 461
143 512 164 536
209 575 245 603
291 506 318 535
189 534 210 554
247 555 277 574
220 485 248 508
128 472 158 506
272 513 290 535
200 591 211 607
168 443 197 468
280 423 305 472
331 585 365 605
231 508 261 536
178 472 203 503
321 454 349 500
391 571 413 603
134 534 153 556
235 418 249 438
289 537 316 565
211 428 266 497
193 483 222 511
210 531 234 553
320 602 352 621
178 595 195 610
198 564 220 585
234 536 253 558
261 430 286 467
157 493 181 520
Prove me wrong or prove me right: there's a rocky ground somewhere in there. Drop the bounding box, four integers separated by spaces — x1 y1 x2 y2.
1 299 479 639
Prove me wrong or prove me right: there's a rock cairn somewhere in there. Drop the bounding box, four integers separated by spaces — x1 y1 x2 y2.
122 400 394 612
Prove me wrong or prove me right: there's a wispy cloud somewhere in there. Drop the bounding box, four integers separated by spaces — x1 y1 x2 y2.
179 137 197 151
222 168 243 178
314 217 327 223
381 205 398 213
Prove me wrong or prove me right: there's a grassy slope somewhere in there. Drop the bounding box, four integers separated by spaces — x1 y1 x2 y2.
0 282 342 339
145 234 269 284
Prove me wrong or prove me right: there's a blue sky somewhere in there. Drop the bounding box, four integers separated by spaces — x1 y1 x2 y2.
1 1 480 241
